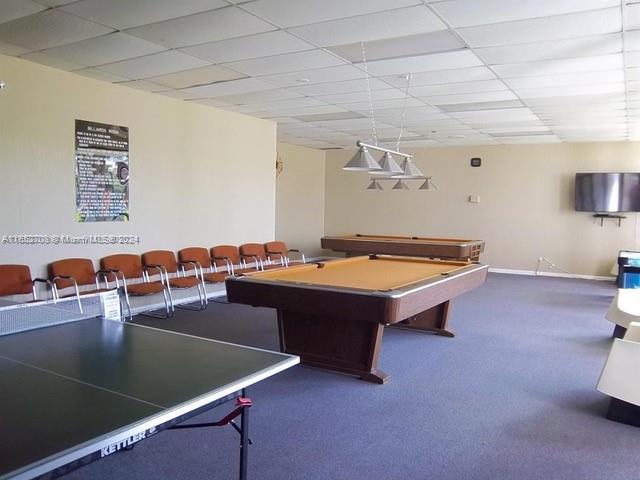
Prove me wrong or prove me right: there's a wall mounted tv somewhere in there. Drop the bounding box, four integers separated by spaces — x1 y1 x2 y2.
575 173 640 213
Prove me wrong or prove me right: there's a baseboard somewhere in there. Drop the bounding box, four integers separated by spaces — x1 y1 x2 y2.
489 267 615 281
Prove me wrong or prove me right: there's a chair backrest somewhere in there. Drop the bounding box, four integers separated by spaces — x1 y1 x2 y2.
0 264 33 296
48 258 96 289
101 254 143 279
178 247 212 269
239 243 267 261
265 241 287 254
142 250 179 274
210 245 241 267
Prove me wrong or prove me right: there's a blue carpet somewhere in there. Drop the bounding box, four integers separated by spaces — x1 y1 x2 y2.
62 273 639 480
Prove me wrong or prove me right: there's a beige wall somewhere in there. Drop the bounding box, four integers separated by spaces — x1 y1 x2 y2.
325 142 640 277
275 143 326 256
0 54 276 278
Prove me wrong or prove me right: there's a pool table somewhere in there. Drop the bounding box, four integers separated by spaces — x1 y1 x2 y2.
321 234 485 261
225 255 488 384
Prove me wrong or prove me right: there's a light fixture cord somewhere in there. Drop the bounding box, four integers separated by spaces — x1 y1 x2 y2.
361 42 378 146
396 73 411 152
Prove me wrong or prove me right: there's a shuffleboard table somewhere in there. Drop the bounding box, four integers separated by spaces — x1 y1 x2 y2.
321 233 485 261
226 255 488 384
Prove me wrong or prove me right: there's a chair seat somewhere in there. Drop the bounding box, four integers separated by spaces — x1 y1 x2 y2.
203 272 228 283
263 264 286 270
127 282 164 295
607 289 640 328
233 267 260 274
60 288 113 298
168 277 200 289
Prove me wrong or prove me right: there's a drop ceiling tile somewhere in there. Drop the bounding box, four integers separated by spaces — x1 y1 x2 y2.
627 51 640 68
34 0 83 5
503 70 624 89
458 8 621 48
627 67 640 80
190 98 233 108
116 80 166 92
492 54 623 78
627 29 640 51
450 107 539 122
268 104 348 116
315 88 408 104
327 31 464 63
427 90 518 105
214 88 303 105
147 64 245 89
342 98 426 111
243 0 420 28
288 78 389 96
294 111 367 122
98 50 209 80
438 100 523 112
313 118 397 130
180 31 313 64
439 138 499 145
259 64 367 87
20 51 84 70
224 50 346 77
156 89 204 100
431 0 619 28
365 50 482 76
481 126 550 134
476 33 621 65
514 82 625 99
74 67 129 82
380 66 496 87
0 0 46 24
497 135 560 144
252 97 332 111
289 6 446 46
36 33 166 68
628 3 640 30
125 7 275 48
409 79 508 97
61 0 228 30
524 92 624 105
0 40 28 55
0 9 113 51
181 77 276 97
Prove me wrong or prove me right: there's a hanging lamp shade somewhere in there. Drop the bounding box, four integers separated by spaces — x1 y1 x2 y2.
392 180 410 190
343 146 381 171
393 158 424 179
419 177 437 190
367 179 384 190
370 152 403 175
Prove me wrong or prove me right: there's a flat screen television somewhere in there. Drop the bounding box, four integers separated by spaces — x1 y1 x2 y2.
575 173 640 212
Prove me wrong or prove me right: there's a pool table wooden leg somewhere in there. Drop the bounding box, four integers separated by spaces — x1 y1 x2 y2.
276 310 389 384
391 301 455 337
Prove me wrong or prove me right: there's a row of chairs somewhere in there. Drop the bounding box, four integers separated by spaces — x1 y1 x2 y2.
0 241 305 319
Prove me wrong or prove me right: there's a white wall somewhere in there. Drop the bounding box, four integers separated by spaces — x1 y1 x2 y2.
0 54 277 278
325 142 640 277
275 143 326 256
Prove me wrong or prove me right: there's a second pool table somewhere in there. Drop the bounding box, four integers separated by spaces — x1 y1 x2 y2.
321 233 485 261
225 255 488 384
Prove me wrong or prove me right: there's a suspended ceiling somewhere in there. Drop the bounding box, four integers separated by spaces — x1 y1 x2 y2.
0 0 637 149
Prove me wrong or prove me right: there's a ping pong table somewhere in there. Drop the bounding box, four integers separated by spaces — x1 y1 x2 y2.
0 290 299 480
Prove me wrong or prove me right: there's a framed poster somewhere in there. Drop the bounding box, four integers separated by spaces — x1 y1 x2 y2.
75 120 129 222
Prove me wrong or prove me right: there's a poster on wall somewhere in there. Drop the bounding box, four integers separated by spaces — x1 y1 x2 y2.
75 119 129 222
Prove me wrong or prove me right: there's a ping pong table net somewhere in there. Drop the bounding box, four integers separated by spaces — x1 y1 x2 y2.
0 290 122 337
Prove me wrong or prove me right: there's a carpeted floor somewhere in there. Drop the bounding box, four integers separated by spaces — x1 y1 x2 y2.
62 273 639 480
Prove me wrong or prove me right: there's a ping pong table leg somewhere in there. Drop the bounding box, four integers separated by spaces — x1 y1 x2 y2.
239 388 249 480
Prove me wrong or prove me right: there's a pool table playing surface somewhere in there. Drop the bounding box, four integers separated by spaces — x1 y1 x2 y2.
226 255 488 384
321 233 485 261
